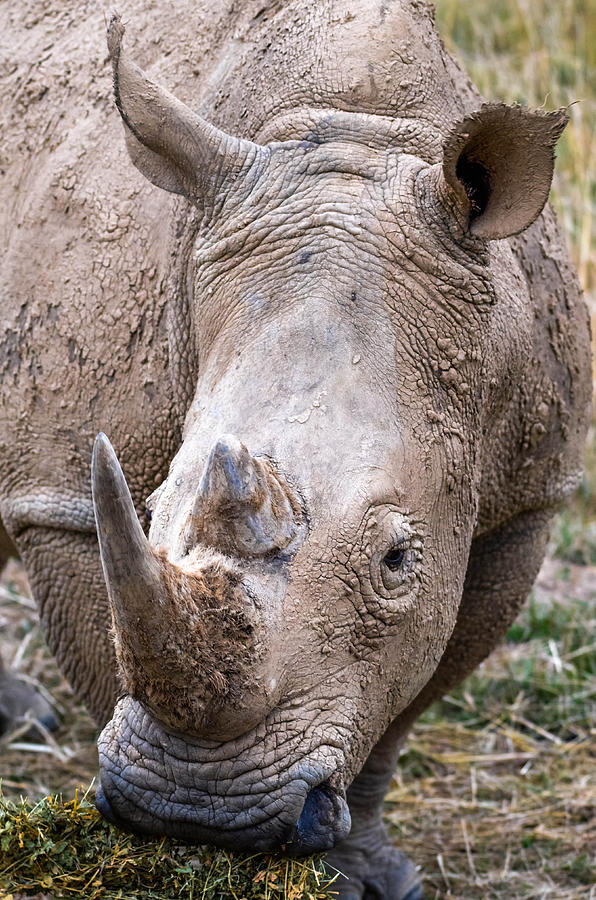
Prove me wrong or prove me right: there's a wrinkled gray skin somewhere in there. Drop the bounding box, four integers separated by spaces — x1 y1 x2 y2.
0 1 591 897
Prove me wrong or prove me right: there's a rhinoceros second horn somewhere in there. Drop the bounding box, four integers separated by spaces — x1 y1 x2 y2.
188 434 301 556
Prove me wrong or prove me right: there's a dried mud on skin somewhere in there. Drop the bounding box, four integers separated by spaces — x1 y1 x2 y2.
1 558 595 899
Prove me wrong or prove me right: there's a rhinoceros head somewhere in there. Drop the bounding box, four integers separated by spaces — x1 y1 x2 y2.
93 16 567 851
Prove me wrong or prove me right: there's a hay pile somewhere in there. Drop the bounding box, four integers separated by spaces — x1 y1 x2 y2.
0 789 337 900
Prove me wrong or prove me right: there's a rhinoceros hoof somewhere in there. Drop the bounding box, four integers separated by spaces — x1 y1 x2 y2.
326 840 424 900
0 671 58 736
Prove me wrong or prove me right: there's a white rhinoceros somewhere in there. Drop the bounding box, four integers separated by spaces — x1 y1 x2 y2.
0 1 591 897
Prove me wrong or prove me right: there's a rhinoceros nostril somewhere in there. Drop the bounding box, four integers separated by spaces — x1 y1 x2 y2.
289 778 351 854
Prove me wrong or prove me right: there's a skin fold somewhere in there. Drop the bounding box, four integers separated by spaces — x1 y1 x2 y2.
0 2 591 897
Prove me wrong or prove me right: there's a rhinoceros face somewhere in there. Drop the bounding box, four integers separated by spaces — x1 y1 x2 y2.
93 17 567 851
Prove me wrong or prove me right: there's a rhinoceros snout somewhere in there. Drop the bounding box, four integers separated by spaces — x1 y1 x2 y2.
95 696 350 851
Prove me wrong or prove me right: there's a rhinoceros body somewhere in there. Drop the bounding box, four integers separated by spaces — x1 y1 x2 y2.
0 1 590 896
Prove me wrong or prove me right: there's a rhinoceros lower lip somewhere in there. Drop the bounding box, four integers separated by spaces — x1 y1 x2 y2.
95 772 351 853
96 696 350 851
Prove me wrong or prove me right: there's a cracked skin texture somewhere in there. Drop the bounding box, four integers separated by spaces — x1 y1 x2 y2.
0 0 591 896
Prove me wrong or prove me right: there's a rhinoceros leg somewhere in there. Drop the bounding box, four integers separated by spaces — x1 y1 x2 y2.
325 726 422 900
0 515 58 735
327 508 553 899
0 515 17 566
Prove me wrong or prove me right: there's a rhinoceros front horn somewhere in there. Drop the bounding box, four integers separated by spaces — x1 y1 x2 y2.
186 434 302 557
91 433 167 660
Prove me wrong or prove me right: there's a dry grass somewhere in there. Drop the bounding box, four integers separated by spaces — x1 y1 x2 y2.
389 559 596 899
389 720 595 899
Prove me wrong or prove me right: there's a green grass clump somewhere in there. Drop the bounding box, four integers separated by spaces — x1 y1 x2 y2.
0 790 337 900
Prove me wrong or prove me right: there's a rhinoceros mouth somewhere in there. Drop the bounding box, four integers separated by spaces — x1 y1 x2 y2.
96 696 350 852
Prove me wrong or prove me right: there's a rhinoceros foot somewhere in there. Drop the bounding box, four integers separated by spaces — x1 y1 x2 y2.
326 835 424 900
0 671 58 737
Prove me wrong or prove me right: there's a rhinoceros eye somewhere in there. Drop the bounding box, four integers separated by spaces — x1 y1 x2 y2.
383 547 405 571
366 509 422 601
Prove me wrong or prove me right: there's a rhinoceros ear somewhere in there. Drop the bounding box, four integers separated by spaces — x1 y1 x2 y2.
442 103 568 240
106 15 264 201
